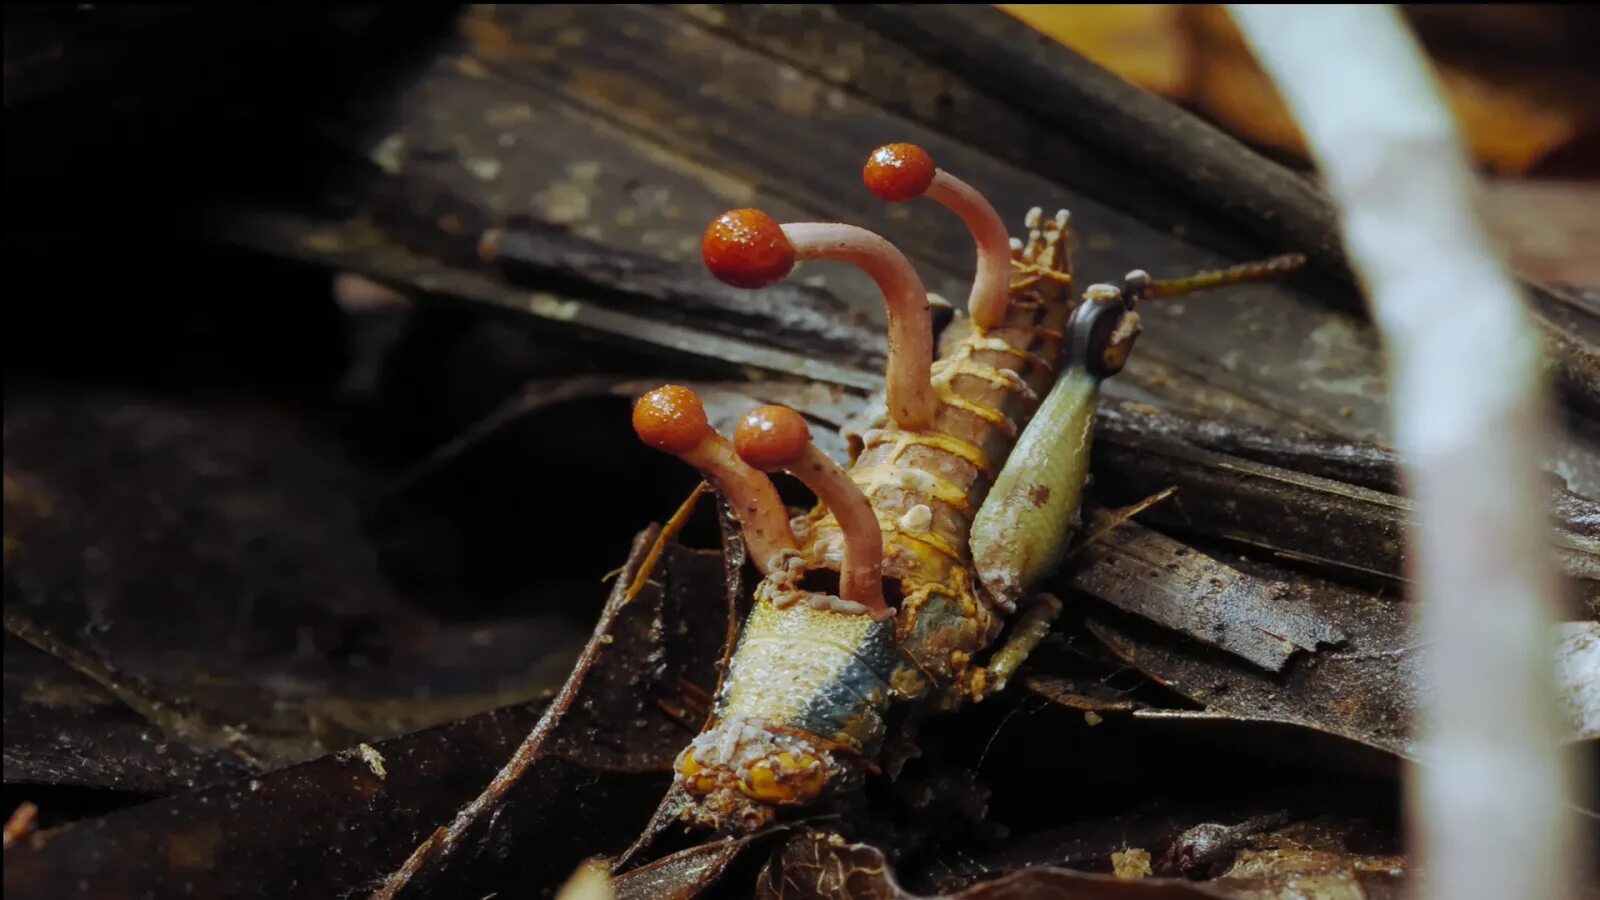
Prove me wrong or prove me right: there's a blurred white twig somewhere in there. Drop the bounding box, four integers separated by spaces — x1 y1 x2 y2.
1227 6 1580 900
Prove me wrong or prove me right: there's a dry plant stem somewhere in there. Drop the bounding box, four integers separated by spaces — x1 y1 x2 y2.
780 222 936 429
1229 7 1579 900
926 174 1012 331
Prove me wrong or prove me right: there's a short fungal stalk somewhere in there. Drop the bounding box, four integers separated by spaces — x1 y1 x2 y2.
632 385 799 574
733 405 892 620
863 143 1013 331
703 209 936 430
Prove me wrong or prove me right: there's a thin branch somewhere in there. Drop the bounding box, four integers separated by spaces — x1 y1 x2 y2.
1228 7 1581 900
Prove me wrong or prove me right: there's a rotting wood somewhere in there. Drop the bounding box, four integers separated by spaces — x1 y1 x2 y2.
216 208 882 393
480 222 887 366
1097 396 1398 491
1089 426 1600 593
1065 513 1348 673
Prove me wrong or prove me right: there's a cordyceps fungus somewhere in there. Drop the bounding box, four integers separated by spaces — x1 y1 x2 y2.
732 405 893 621
702 209 937 430
863 142 1013 332
631 385 799 574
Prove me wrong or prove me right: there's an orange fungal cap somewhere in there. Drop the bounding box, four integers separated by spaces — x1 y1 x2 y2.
863 143 936 202
733 405 811 470
702 209 797 289
633 385 711 455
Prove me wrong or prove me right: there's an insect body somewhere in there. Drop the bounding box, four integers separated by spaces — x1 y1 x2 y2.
632 143 1302 834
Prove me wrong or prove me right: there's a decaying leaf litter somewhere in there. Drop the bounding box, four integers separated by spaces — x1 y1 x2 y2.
4 5 1598 899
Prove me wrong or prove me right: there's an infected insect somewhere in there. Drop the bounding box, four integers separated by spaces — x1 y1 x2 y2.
632 143 1306 834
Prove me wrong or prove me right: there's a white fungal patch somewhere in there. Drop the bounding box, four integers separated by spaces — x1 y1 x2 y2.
895 468 938 492
357 743 387 780
801 592 872 616
823 596 871 616
898 504 933 532
684 712 785 775
972 335 1027 356
997 368 1037 401
761 551 809 610
1110 310 1142 346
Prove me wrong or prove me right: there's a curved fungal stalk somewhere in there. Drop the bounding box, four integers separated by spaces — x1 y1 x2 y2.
703 209 936 430
733 405 891 620
863 143 1012 331
632 385 799 574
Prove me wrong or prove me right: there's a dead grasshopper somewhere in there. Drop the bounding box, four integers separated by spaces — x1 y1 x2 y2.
629 143 1305 834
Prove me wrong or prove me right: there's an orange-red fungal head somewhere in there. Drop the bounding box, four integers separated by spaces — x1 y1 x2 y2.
863 143 936 202
702 209 797 289
733 405 811 471
632 385 711 455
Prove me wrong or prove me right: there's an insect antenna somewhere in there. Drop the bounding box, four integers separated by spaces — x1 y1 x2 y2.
1122 252 1306 303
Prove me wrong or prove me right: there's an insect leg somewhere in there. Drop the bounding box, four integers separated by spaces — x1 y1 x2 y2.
969 251 1305 614
965 592 1064 699
969 289 1131 613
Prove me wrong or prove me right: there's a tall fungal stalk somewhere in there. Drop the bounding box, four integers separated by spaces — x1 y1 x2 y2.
702 208 938 430
863 143 1015 331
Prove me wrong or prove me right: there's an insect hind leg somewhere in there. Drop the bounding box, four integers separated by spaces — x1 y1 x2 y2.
963 592 1064 701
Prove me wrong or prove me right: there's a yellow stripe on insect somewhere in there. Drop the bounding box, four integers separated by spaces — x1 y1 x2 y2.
933 355 1037 396
965 334 1054 373
849 463 972 513
862 429 991 474
877 514 965 564
934 382 1018 437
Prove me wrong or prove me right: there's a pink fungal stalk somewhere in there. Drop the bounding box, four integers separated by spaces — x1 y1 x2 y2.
632 385 799 574
733 405 892 620
863 143 1013 331
702 209 937 430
